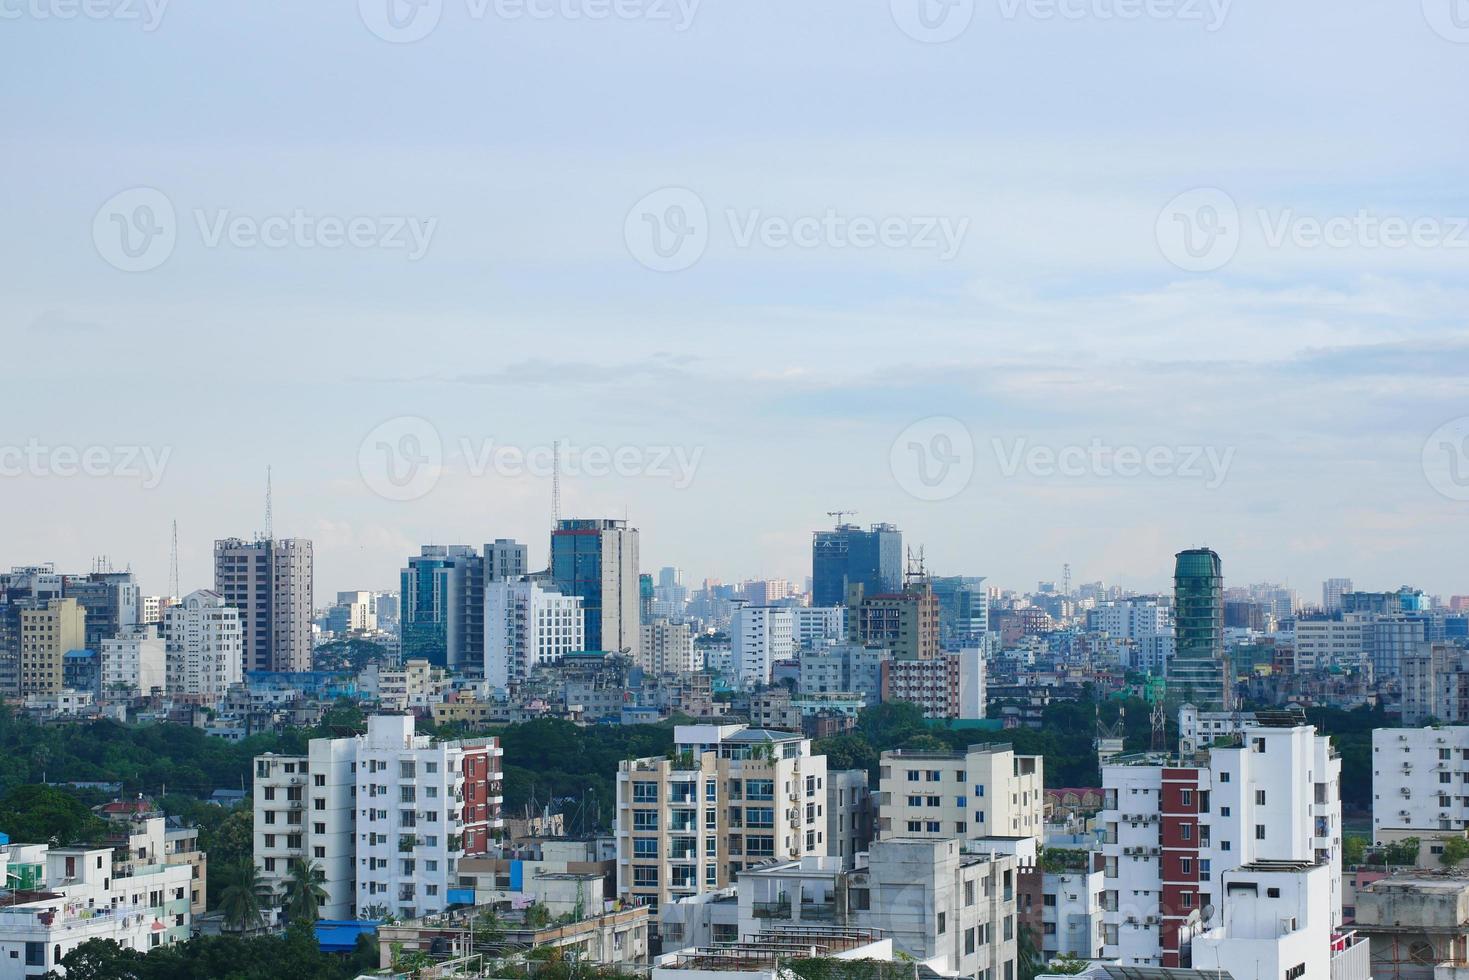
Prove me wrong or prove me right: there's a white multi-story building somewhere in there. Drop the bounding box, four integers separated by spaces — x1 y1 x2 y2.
732 607 795 687
878 743 1044 841
640 619 698 675
1369 725 1469 841
1091 598 1174 674
1037 869 1105 961
328 590 378 633
615 724 828 918
254 714 503 922
1099 721 1342 967
1294 613 1371 673
799 642 888 702
139 595 176 626
0 842 192 974
100 625 166 698
363 658 450 711
163 589 242 700
733 839 1020 980
791 606 845 650
484 580 585 689
1323 578 1354 613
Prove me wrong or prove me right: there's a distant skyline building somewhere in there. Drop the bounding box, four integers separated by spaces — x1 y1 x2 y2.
1169 547 1230 710
213 537 313 673
811 521 901 607
61 570 140 650
1322 577 1353 612
550 519 640 657
400 545 482 673
19 597 86 696
483 579 585 689
164 589 242 699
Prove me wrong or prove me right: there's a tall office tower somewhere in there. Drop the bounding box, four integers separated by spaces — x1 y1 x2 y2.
483 580 585 689
640 573 655 623
640 619 697 675
1169 548 1230 710
1322 577 1353 612
930 575 989 649
400 545 483 673
550 519 640 658
253 714 503 922
731 606 795 686
100 625 166 698
374 592 400 626
845 581 939 661
615 723 828 914
657 566 682 590
164 589 243 699
484 538 528 582
1100 719 1341 966
19 597 86 695
213 537 314 674
1372 614 1428 679
62 570 140 650
811 521 902 608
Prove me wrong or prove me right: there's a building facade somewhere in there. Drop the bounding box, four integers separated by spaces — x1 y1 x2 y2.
163 589 243 699
484 580 586 689
213 537 314 673
878 743 1044 841
551 519 641 659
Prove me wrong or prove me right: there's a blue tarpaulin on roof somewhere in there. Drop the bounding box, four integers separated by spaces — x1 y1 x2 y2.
315 919 378 953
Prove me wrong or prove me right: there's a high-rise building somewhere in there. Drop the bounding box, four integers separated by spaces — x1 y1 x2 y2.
731 606 795 686
1099 719 1341 966
164 589 243 699
100 624 166 698
811 522 901 608
400 545 482 672
483 580 585 689
19 597 87 695
62 570 140 650
0 565 64 695
484 538 528 582
639 619 697 675
1091 597 1175 674
550 519 640 658
1169 548 1230 710
213 537 313 673
1322 577 1354 612
615 724 828 916
253 714 503 922
846 581 939 661
877 742 1043 840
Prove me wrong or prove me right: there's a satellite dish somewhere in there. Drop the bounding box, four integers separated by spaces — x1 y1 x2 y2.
1201 903 1216 924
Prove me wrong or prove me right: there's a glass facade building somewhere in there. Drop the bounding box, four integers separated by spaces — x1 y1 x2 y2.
811 523 902 607
1170 547 1230 710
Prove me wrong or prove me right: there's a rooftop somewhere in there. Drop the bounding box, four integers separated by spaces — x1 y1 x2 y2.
661 926 884 970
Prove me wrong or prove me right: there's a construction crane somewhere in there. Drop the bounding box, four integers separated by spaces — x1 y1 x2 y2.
826 509 857 526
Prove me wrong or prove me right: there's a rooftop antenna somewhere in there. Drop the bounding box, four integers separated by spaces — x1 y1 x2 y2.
264 466 274 541
826 510 856 526
551 442 561 525
169 521 179 600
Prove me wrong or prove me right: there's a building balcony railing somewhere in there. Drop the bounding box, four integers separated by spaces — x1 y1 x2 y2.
752 899 791 919
799 901 836 921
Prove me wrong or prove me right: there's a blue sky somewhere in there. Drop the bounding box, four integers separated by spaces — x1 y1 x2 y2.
4 0 1468 599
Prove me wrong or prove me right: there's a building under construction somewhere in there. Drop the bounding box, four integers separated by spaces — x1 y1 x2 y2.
1353 872 1469 980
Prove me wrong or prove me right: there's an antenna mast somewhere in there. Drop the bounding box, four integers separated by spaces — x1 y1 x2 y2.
264 466 273 541
552 442 561 525
169 520 179 600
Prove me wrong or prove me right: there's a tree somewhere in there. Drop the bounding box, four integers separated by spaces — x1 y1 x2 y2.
1048 954 1090 975
1384 837 1421 867
1343 834 1367 867
46 939 146 980
281 858 328 924
1441 837 1469 867
0 784 109 846
218 859 270 933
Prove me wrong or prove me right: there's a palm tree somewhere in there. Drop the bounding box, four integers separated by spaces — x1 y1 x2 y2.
281 858 328 925
218 859 269 933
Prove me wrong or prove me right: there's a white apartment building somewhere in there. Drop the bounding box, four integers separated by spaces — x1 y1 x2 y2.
364 659 451 711
1323 578 1354 613
1038 869 1105 961
254 714 504 922
792 606 846 650
827 769 873 869
1099 721 1342 968
734 840 1020 980
100 625 166 698
1091 598 1174 675
732 607 795 687
1370 725 1469 840
1294 614 1371 672
139 595 175 626
615 724 828 918
878 743 1044 841
640 619 698 675
331 590 378 632
484 580 585 689
799 642 888 703
0 842 192 975
163 589 242 700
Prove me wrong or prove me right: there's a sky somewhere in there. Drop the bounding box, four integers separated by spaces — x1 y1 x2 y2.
3 0 1468 601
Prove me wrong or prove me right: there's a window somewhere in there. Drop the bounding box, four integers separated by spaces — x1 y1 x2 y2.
1182 824 1192 841
926 821 941 833
965 928 975 954
632 866 659 887
937 912 947 934
634 838 657 858
1220 805 1231 817
907 771 920 782
1255 825 1266 840
1255 790 1267 805
964 881 975 906
1219 772 1231 783
633 782 658 803
633 811 659 831
1181 790 1193 805
908 795 923 807
975 784 985 797
907 820 923 833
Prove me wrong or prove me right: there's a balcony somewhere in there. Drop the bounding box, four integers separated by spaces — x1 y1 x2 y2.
799 901 836 921
752 898 791 919
1330 932 1369 980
